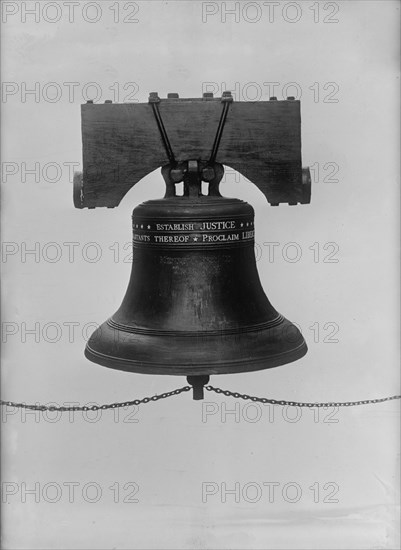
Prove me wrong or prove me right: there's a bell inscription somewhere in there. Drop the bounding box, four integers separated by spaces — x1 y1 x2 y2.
132 216 255 247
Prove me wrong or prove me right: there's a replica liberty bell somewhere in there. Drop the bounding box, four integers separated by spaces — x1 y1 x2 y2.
74 91 311 399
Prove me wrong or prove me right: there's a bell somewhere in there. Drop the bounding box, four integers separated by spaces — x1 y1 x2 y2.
76 92 311 399
84 160 307 379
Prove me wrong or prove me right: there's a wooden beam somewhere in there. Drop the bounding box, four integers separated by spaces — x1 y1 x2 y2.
79 98 308 208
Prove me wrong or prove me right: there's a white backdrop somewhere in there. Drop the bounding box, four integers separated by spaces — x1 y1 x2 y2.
1 1 400 548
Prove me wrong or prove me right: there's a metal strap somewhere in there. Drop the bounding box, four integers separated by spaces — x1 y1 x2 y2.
209 100 231 164
150 102 176 164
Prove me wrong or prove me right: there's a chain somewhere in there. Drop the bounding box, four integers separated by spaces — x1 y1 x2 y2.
205 386 401 408
1 385 400 411
0 386 191 412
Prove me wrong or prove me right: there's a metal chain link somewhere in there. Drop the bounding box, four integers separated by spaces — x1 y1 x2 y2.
0 386 191 412
205 386 401 408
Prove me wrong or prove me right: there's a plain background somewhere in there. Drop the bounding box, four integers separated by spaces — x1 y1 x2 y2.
1 1 399 548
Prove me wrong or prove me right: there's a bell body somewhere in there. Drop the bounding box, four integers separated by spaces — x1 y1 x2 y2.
85 195 307 375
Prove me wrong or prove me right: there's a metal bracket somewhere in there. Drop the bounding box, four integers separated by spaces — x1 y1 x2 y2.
186 376 210 400
149 92 176 165
161 160 224 198
209 91 233 164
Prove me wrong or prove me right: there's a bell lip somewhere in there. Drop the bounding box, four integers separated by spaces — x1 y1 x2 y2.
84 340 308 376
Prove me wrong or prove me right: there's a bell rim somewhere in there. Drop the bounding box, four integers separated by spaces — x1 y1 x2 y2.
84 339 308 376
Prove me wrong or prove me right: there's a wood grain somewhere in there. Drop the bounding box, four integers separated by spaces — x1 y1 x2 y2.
80 99 308 208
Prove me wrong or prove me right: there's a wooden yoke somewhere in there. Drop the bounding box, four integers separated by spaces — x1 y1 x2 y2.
74 92 311 208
